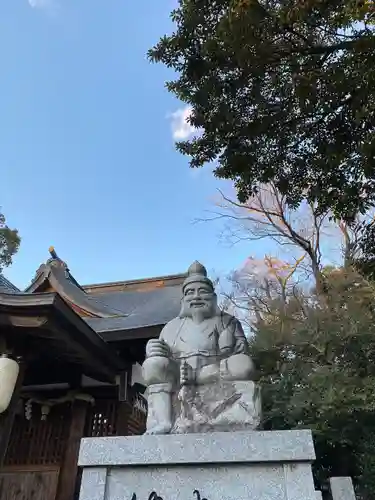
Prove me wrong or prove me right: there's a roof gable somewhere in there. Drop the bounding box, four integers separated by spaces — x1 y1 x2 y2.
25 248 125 318
25 248 187 337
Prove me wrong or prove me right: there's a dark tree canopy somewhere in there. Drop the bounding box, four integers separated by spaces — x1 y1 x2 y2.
149 0 375 220
353 220 375 280
0 211 20 272
248 267 375 499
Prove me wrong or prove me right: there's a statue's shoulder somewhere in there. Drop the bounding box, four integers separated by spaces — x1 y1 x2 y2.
160 316 183 341
218 311 242 330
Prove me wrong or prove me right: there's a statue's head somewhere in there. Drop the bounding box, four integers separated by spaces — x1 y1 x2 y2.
179 261 219 320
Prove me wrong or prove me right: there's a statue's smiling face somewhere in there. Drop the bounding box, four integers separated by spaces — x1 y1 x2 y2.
181 282 217 319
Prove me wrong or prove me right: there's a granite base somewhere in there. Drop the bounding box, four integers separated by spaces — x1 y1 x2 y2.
330 477 356 500
78 430 317 500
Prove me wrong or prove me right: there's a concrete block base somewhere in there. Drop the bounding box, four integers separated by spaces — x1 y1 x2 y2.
78 430 318 500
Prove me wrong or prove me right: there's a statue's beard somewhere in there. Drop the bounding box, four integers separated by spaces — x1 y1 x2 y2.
179 299 218 323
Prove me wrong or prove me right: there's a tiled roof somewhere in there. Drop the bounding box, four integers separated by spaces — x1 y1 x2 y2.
85 285 182 333
0 274 20 293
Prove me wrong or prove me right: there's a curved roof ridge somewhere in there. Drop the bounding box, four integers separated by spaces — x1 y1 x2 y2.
25 247 127 318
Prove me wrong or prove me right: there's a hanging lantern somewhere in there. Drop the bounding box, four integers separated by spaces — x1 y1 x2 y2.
25 399 32 420
41 404 50 421
0 354 19 414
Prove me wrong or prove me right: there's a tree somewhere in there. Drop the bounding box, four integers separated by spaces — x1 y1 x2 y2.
0 210 20 272
350 219 375 281
224 254 307 329
332 213 375 281
248 266 375 499
149 0 375 220
205 183 339 284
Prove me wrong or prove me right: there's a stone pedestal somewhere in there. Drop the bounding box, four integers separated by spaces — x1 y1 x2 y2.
78 430 317 500
330 477 356 500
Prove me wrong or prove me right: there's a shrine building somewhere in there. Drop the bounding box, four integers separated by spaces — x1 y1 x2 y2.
0 247 185 500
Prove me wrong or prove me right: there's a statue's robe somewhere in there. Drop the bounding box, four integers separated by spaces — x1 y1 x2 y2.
160 311 249 374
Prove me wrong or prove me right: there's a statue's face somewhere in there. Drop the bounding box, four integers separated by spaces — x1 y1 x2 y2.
180 282 217 319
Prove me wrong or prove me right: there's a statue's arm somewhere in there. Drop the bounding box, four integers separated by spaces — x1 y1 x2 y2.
219 314 249 355
195 316 248 384
217 315 254 381
232 318 250 355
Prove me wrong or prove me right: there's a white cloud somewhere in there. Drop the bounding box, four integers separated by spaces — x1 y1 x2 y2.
28 0 49 7
28 0 57 10
169 106 195 141
28 0 61 17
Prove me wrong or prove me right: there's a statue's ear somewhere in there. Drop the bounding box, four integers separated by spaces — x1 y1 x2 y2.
213 293 221 315
178 296 185 318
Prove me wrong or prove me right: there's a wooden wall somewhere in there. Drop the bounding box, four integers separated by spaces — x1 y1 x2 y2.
85 398 146 438
0 468 60 500
0 388 146 500
4 405 71 467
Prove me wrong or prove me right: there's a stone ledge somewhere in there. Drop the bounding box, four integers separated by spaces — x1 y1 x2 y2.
78 429 315 467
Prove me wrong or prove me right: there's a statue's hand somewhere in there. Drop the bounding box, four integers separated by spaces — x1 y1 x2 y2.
180 361 194 386
146 339 170 358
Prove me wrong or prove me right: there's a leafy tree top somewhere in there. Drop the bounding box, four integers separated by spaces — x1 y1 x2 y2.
0 211 20 273
149 0 375 221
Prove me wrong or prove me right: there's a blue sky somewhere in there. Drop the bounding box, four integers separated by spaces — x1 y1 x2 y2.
1 0 269 290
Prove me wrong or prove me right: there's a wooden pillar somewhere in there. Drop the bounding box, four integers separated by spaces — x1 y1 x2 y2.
116 401 130 436
0 358 25 468
56 399 88 500
116 367 131 436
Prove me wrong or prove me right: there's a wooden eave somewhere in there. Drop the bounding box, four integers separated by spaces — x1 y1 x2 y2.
0 292 125 382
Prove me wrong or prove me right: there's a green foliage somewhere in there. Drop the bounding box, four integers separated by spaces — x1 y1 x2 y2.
149 0 375 220
0 211 20 272
352 220 375 281
249 267 375 498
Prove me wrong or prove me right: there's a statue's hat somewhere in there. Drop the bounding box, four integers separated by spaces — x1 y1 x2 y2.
182 261 214 291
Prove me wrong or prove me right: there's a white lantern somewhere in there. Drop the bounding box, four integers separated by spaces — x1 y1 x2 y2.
0 355 19 414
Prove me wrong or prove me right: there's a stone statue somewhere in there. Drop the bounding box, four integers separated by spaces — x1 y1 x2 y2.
142 261 261 434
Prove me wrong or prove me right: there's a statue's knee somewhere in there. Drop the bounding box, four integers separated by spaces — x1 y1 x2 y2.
227 354 254 380
142 356 173 385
